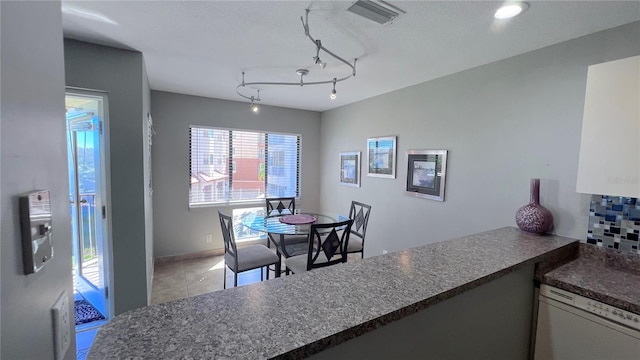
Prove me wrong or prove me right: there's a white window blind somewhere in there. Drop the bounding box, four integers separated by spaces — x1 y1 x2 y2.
189 126 300 207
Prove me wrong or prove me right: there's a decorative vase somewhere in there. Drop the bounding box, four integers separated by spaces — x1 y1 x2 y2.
515 178 554 235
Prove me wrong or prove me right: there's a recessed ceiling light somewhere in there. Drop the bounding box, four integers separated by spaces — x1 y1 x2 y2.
494 2 529 19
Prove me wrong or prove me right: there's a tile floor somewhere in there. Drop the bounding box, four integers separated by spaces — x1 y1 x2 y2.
151 254 268 304
76 325 102 360
74 290 108 360
151 253 362 304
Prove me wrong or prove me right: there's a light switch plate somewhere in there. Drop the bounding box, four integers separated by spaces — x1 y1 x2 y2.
52 291 70 360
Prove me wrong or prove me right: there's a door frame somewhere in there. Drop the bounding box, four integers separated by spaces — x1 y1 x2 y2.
66 87 114 322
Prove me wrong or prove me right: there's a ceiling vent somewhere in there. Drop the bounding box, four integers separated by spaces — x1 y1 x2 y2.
347 1 404 25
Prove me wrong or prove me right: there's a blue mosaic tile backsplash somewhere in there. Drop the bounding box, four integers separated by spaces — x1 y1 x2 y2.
587 195 640 254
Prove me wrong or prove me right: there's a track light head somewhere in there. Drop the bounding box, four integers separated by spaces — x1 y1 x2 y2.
250 91 260 113
330 78 337 100
314 56 327 69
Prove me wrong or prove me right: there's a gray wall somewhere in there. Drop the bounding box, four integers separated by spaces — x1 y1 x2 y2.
151 91 321 257
1 1 76 359
319 22 640 257
310 265 535 359
64 39 150 314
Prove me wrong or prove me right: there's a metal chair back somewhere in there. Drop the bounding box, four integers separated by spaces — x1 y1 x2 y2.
306 219 353 271
349 201 371 251
266 197 296 216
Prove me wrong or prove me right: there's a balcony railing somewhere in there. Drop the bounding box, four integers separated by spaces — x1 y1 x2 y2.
77 193 98 262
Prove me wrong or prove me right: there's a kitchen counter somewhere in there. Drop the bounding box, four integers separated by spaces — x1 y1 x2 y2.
542 243 640 315
89 227 578 359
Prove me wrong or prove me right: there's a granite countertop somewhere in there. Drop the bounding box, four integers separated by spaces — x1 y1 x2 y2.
542 243 640 315
89 227 578 360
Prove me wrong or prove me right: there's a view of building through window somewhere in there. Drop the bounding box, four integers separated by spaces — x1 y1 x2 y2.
189 127 300 207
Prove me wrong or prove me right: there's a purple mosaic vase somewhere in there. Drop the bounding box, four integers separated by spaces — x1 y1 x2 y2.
515 179 554 235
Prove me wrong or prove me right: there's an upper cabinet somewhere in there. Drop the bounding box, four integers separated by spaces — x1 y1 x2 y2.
576 55 640 198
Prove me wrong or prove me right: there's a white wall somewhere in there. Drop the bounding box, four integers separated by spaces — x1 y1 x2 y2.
64 39 150 314
319 21 640 257
151 91 321 257
1 1 76 359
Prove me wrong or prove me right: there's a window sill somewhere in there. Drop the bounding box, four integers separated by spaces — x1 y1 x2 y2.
189 198 301 211
189 200 266 210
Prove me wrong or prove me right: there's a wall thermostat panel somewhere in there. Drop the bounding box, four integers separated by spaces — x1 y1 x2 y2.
19 190 54 274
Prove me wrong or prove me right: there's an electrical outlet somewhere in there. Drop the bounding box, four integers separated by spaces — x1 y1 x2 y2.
52 291 70 360
205 234 213 243
382 250 388 255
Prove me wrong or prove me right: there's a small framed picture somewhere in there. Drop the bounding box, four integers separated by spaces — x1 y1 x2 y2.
367 136 397 179
340 151 361 187
405 150 448 201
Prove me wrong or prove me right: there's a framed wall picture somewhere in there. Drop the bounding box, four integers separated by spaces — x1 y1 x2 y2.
340 151 361 187
367 136 397 178
405 149 448 201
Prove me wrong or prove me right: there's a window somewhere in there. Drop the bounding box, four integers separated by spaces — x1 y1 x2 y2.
189 127 300 206
232 207 265 241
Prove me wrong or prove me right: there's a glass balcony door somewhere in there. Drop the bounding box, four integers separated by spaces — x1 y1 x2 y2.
66 89 111 322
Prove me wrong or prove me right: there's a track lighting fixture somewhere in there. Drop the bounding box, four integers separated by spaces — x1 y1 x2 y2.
237 9 357 104
315 57 327 69
250 90 260 113
330 78 337 100
296 69 309 86
314 40 327 69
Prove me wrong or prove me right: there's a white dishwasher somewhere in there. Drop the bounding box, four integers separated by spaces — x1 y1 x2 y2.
534 284 640 360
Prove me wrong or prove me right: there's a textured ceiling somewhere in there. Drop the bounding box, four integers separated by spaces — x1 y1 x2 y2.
61 1 640 112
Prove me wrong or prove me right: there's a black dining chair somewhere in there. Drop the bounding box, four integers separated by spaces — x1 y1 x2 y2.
265 197 296 216
346 201 372 259
264 197 308 273
284 219 353 274
218 210 280 288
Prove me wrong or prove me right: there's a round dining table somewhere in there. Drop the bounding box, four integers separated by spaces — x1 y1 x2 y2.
241 211 347 236
240 211 349 275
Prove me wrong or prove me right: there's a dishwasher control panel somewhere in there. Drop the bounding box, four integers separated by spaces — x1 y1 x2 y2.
541 284 640 331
